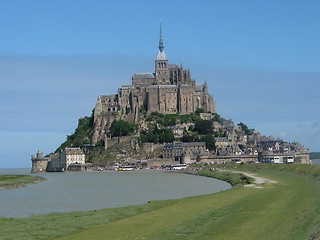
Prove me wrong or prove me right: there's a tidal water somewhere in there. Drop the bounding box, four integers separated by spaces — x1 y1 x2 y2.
311 159 320 165
0 168 231 218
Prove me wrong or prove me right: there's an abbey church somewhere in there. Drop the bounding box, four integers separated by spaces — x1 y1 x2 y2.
92 24 216 143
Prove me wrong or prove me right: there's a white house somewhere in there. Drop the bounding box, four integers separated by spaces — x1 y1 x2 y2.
60 147 86 170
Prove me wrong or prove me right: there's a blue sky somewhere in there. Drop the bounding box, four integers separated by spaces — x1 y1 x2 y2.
0 0 319 168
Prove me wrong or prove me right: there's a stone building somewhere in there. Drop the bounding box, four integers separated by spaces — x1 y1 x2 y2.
258 141 310 164
59 147 86 170
163 142 207 162
92 24 215 144
163 142 183 160
31 147 88 172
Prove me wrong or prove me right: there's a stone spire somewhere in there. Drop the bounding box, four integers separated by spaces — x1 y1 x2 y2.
204 79 208 91
155 20 169 84
156 20 167 60
159 20 164 52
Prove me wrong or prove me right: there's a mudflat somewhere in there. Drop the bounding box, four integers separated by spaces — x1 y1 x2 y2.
0 175 45 189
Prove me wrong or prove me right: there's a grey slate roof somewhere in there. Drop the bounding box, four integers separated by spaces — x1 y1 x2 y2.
148 85 178 89
133 73 155 78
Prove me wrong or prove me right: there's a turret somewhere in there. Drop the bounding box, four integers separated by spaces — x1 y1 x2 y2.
31 150 48 173
36 150 43 159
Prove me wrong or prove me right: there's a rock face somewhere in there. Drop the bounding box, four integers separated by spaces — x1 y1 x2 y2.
92 26 216 144
92 110 117 145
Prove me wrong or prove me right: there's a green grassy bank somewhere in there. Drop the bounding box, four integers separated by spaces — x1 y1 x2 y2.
1 165 320 240
195 170 255 186
0 175 45 189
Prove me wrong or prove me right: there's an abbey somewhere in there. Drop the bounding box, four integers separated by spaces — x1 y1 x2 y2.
92 25 215 143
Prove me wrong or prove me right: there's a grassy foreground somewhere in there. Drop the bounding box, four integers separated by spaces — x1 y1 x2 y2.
0 164 320 240
0 175 45 189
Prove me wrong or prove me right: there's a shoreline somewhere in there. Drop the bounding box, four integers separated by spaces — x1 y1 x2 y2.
1 164 319 239
0 170 229 218
184 165 256 187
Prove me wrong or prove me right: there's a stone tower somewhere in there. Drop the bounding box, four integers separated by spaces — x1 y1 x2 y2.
31 150 49 173
155 21 170 85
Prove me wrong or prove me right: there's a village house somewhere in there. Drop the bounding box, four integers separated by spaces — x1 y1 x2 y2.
163 142 207 162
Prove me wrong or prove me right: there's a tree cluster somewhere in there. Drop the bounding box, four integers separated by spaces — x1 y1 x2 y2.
140 126 175 143
146 112 200 126
108 120 137 138
194 119 214 134
55 110 95 152
182 134 216 151
238 122 255 135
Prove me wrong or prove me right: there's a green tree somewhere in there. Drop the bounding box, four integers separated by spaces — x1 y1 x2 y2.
55 110 95 152
179 113 200 124
195 108 205 115
181 134 201 142
109 120 136 137
238 122 254 135
194 119 213 134
159 129 175 143
147 132 159 143
201 134 216 151
182 134 193 142
140 127 174 143
212 113 225 124
163 114 178 126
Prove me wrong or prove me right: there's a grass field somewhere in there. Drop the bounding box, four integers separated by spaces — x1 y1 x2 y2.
1 164 320 240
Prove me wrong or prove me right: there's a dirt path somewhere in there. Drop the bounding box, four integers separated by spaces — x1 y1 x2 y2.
241 172 276 188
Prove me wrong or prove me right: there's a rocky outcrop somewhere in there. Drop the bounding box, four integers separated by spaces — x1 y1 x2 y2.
92 112 118 145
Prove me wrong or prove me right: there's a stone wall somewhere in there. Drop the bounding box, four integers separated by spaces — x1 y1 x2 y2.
140 142 155 153
31 158 49 173
105 136 133 150
200 155 258 164
293 150 311 164
147 158 177 168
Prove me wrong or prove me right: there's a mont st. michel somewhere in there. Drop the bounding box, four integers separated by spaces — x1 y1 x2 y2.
31 25 310 173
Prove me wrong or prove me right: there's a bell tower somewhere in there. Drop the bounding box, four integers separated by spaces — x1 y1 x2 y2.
155 21 169 85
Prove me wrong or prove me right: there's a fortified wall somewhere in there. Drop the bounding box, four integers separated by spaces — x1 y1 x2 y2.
31 150 49 173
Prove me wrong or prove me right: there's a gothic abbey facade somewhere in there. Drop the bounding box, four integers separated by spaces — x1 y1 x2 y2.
92 25 216 143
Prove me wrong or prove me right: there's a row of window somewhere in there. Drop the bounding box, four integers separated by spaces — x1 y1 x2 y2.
157 62 167 68
107 107 118 112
